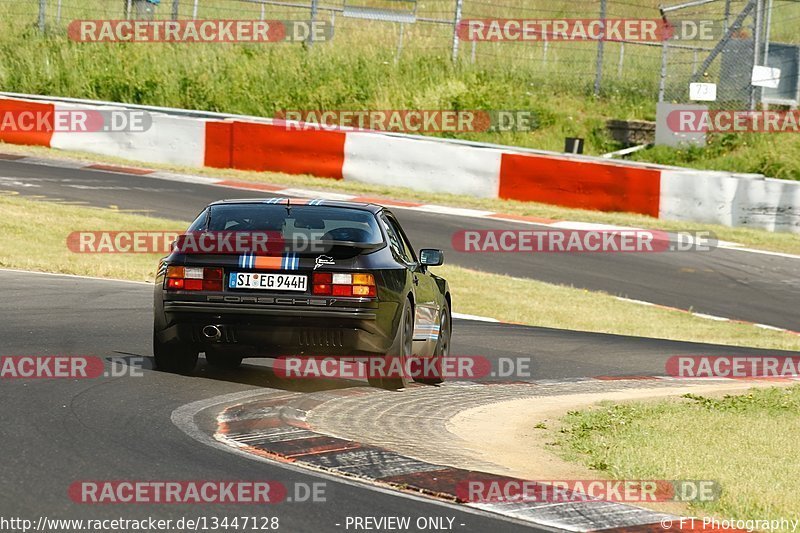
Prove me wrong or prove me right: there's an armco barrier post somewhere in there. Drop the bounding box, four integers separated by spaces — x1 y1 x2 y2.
658 41 669 102
749 0 764 110
451 0 463 62
38 0 46 32
593 0 606 96
309 0 319 46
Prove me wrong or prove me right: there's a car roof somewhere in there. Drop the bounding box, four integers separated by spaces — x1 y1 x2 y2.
207 198 384 214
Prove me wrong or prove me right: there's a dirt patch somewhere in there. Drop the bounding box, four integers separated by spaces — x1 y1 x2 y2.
446 380 794 515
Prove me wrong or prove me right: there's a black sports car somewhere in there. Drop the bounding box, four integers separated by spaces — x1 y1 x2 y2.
153 198 451 389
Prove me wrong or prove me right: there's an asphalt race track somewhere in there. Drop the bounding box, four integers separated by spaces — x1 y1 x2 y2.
1 156 799 531
0 157 798 330
1 270 797 528
0 271 549 532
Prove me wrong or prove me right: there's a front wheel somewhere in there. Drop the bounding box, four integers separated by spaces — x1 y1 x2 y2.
368 298 414 390
153 332 198 375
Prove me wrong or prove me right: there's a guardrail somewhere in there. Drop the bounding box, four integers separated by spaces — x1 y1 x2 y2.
0 92 798 233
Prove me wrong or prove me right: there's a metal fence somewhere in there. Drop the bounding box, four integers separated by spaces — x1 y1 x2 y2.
6 0 800 109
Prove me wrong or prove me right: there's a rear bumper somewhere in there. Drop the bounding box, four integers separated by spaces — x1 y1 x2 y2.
164 302 377 320
157 300 396 356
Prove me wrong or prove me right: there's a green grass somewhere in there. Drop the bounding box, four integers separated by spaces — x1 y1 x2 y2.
630 133 800 182
556 386 800 526
436 265 800 350
0 192 182 281
0 192 798 350
2 1 800 178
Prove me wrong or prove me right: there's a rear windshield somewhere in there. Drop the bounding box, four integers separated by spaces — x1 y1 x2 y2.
193 204 384 245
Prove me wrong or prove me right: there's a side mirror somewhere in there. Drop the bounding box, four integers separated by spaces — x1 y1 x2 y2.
419 249 444 267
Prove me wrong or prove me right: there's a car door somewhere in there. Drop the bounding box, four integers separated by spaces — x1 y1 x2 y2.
381 213 441 357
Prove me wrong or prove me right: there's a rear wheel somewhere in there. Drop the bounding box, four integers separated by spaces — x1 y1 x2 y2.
205 350 243 370
415 302 450 385
368 298 413 390
153 332 198 375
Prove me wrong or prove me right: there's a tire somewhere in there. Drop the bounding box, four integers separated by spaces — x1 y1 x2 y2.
205 350 243 370
415 302 450 385
368 298 414 390
153 332 198 375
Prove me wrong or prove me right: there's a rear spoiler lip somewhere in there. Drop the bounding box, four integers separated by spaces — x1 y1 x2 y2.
317 240 384 251
166 240 385 259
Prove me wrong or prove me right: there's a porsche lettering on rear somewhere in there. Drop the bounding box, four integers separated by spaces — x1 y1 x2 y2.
206 295 330 306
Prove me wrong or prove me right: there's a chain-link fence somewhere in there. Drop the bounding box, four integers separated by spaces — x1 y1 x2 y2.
4 0 800 110
656 0 800 109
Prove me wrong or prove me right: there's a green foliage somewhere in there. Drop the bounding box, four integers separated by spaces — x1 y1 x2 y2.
681 388 800 413
555 386 800 521
1 3 798 179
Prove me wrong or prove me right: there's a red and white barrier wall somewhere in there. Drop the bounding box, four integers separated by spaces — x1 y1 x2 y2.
343 133 504 198
51 101 207 168
0 98 207 168
1 95 798 233
659 170 800 232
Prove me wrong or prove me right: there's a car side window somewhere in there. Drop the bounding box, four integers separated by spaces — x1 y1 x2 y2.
396 225 417 263
382 215 414 264
186 209 208 231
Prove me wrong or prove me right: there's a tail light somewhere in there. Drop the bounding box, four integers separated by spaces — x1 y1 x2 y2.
312 272 376 298
166 266 223 291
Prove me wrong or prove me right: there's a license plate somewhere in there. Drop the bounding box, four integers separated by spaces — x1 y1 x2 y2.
229 272 308 292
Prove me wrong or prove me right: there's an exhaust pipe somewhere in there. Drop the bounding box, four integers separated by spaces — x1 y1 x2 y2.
202 325 222 341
